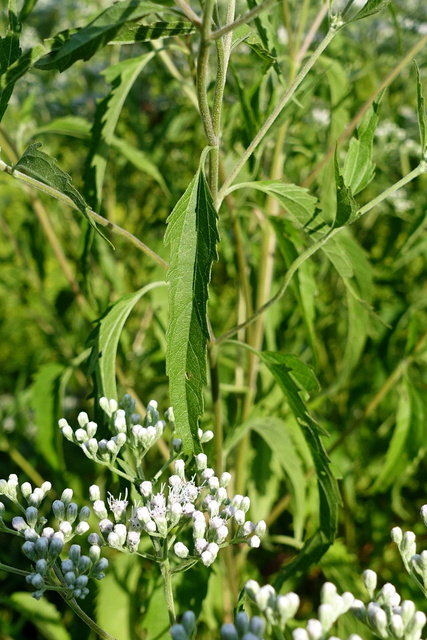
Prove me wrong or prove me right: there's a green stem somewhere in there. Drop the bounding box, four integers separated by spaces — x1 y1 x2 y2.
215 162 426 343
174 0 202 26
160 555 176 624
217 27 337 204
0 160 169 270
197 0 217 147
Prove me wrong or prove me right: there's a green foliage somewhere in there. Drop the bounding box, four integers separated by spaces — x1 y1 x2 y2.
1 0 427 637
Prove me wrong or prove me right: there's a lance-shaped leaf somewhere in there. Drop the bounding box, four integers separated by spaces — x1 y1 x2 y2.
13 143 110 244
0 5 21 121
343 94 382 195
84 52 155 209
109 20 196 43
87 282 167 402
414 61 427 159
333 149 358 228
259 351 339 586
165 160 219 455
35 0 169 72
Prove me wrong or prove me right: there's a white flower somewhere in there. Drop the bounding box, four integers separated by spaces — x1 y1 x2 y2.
174 542 189 558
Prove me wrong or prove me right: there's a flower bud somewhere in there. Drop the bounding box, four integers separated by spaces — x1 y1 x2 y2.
21 482 32 500
174 542 190 559
255 585 275 611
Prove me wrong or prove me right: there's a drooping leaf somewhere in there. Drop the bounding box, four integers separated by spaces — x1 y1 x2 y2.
87 282 167 401
343 95 382 195
334 148 358 228
248 414 307 541
109 20 196 43
31 363 65 471
84 52 155 209
227 181 322 231
370 378 411 492
35 0 170 72
0 4 21 121
10 592 71 640
165 159 219 455
259 351 339 585
349 0 391 22
13 143 110 244
414 60 427 158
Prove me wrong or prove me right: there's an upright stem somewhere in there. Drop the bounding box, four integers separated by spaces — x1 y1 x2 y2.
160 556 176 624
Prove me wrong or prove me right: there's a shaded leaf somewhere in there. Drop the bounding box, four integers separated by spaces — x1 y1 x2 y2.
343 95 382 195
334 148 357 228
35 0 169 72
87 282 166 401
10 593 71 640
13 143 110 244
370 379 411 492
165 160 219 455
111 136 170 196
96 554 141 640
84 52 155 209
414 60 427 157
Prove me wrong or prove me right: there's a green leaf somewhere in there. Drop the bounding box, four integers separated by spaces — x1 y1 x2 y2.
343 95 382 195
111 136 171 196
227 181 322 231
349 0 391 22
31 363 65 471
414 61 427 157
10 592 71 640
13 143 110 244
109 20 196 43
0 5 21 121
35 0 170 72
334 148 358 228
248 414 307 541
84 52 155 209
370 379 411 492
96 554 142 640
165 159 219 455
259 351 339 585
87 282 166 401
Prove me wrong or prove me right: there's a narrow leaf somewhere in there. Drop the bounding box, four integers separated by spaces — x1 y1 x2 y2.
13 143 110 244
350 0 391 22
111 136 170 196
84 52 155 208
414 61 427 157
343 95 382 195
0 44 48 96
334 149 358 228
35 0 169 72
87 282 166 401
165 162 219 455
259 351 339 584
10 592 71 640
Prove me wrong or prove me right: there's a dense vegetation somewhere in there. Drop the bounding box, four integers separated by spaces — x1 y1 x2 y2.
1 0 427 638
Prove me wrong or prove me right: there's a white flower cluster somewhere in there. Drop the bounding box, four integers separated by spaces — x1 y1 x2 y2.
352 570 426 640
88 454 266 567
0 475 107 600
59 396 175 465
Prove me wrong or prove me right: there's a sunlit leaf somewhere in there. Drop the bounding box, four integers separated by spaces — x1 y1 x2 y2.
84 52 155 209
349 0 391 22
35 0 170 72
0 5 21 121
87 282 166 402
165 158 219 455
10 592 71 640
31 363 65 471
109 20 196 43
343 94 382 195
334 149 358 228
